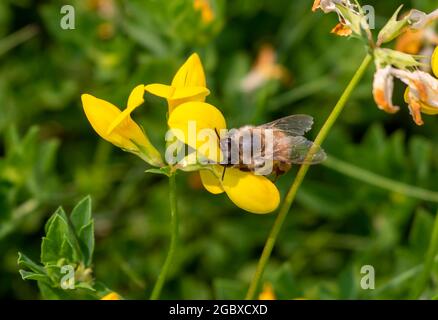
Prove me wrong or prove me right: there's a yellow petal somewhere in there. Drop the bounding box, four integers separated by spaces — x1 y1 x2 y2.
127 84 145 110
171 86 210 100
171 53 206 88
82 94 131 148
221 167 280 214
167 87 210 113
200 166 224 194
420 104 438 115
168 101 226 135
432 46 438 78
403 87 410 103
145 83 175 99
145 83 210 113
81 94 156 158
259 283 276 300
101 292 120 300
107 85 145 135
167 102 226 161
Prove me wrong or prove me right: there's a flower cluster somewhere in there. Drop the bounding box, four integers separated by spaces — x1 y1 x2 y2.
313 2 438 125
81 54 280 214
312 0 371 37
373 47 438 126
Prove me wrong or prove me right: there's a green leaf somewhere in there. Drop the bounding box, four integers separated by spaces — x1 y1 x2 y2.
41 213 73 264
19 270 48 282
17 252 46 275
60 237 76 262
70 196 94 266
78 221 94 267
44 207 68 235
70 196 92 233
41 238 60 265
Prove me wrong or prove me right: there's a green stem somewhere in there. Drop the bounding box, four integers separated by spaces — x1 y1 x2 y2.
411 210 438 299
150 174 179 300
323 156 438 203
245 54 373 300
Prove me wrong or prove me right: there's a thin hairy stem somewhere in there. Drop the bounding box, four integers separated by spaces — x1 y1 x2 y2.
150 174 179 300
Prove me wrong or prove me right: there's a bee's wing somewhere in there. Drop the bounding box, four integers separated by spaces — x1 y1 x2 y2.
262 115 314 136
272 135 326 164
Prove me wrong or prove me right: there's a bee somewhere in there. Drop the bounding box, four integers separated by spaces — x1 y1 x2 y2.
218 115 326 178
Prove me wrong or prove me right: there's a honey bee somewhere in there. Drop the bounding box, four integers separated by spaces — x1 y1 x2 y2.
218 115 326 178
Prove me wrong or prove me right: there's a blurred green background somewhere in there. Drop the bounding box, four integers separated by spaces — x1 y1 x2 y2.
1 0 438 299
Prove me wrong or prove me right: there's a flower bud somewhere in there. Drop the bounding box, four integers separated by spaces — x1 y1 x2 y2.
377 5 409 45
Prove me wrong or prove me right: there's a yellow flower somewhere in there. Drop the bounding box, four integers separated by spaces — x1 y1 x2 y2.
100 292 120 300
193 0 214 24
147 53 279 213
258 283 276 300
168 101 280 214
81 85 163 166
145 53 210 113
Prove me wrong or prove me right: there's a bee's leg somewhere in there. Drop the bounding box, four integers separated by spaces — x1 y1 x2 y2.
221 166 227 181
272 167 281 183
214 128 220 142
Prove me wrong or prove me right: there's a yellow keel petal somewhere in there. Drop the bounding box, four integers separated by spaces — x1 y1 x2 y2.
200 167 225 194
221 168 280 214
